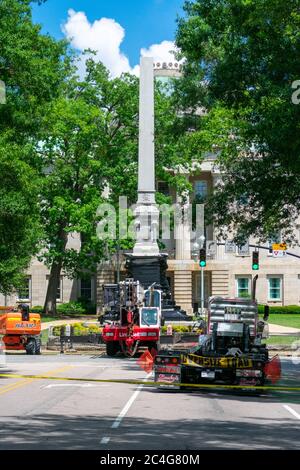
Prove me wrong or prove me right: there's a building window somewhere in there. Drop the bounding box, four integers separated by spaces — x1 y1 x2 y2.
157 181 170 196
194 180 208 199
46 275 63 302
80 278 92 301
236 277 251 298
268 277 282 301
17 277 31 301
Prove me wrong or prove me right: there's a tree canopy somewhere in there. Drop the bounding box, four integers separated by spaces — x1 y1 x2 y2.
176 0 300 243
0 0 67 292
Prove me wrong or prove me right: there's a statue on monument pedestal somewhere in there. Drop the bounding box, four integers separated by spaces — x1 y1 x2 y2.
133 204 159 257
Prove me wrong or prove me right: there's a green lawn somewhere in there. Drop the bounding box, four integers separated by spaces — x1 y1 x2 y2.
266 335 299 346
260 314 300 329
41 314 96 323
41 328 49 345
40 317 59 323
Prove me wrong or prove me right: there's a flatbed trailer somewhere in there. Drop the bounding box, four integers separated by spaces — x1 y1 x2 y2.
154 291 280 390
154 347 269 390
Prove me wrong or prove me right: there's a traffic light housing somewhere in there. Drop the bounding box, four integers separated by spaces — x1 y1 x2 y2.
199 248 206 268
252 251 259 270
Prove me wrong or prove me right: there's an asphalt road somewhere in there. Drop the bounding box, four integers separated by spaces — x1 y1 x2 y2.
0 353 299 450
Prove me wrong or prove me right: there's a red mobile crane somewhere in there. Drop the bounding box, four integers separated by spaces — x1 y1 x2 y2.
101 279 162 357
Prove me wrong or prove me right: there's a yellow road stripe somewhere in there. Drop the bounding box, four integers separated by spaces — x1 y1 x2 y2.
0 373 300 392
0 366 73 397
0 366 71 393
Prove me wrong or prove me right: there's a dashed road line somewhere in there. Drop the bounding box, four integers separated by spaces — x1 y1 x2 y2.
111 372 152 430
283 404 300 420
100 437 110 445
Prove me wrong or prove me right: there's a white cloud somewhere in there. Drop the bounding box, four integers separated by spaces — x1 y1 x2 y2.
62 9 180 78
141 40 178 63
63 9 132 78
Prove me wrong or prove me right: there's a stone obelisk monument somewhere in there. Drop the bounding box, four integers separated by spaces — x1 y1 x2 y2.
126 57 168 290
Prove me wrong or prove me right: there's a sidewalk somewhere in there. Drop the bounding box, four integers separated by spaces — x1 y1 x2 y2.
268 323 300 335
41 317 97 331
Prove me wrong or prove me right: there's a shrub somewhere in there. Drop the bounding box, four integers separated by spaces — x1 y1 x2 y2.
52 322 102 336
52 325 63 336
77 297 97 315
31 306 44 314
161 325 191 334
55 300 96 316
56 302 85 316
258 305 300 315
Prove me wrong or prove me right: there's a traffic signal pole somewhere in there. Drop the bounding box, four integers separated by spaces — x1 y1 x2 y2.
199 237 206 316
201 265 204 315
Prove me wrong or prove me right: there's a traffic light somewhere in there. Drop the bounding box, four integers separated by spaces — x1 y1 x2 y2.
199 248 206 268
252 251 259 270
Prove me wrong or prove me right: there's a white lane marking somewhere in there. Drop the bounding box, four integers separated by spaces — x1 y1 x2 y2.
41 383 110 389
111 372 152 429
283 405 300 420
100 437 110 445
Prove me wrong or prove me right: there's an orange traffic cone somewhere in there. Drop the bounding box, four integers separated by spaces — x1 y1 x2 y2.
137 350 153 373
264 354 281 384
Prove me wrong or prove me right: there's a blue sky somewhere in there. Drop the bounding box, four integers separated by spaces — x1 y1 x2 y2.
32 0 185 74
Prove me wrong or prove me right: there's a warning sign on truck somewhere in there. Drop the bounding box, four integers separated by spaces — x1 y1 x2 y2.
181 354 254 369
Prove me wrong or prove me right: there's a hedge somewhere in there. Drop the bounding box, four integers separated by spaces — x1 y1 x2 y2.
56 302 86 316
32 300 97 316
258 305 300 315
52 323 102 336
161 325 192 333
30 306 44 314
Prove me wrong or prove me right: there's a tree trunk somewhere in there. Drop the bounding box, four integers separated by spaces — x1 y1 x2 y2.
44 258 63 316
44 229 68 316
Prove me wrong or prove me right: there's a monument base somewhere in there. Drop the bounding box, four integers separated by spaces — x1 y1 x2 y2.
125 254 169 293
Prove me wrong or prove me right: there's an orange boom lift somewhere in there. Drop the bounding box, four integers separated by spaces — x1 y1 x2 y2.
0 304 41 354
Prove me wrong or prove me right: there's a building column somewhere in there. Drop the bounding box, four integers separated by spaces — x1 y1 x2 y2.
173 177 193 313
175 182 191 260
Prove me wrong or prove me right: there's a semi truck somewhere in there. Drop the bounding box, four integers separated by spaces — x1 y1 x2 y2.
0 304 41 354
154 276 280 389
101 279 163 357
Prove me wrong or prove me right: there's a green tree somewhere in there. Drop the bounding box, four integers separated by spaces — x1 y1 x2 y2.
0 0 68 141
176 0 300 242
0 0 68 294
39 58 195 315
0 141 41 293
38 58 142 315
